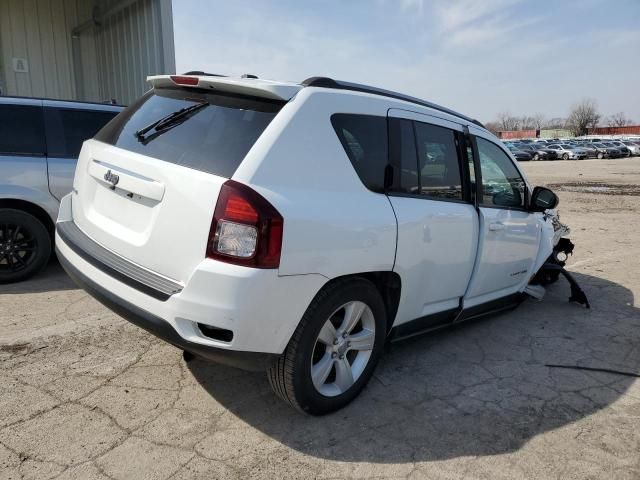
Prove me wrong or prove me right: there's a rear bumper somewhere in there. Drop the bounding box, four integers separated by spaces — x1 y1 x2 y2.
54 193 327 366
58 252 276 371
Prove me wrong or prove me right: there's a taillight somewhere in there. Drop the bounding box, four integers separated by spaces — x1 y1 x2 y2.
207 180 283 268
170 75 199 86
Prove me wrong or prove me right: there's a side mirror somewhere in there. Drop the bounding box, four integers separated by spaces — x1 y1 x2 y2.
530 186 559 212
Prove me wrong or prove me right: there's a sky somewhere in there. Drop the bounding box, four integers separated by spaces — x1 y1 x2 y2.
173 0 640 124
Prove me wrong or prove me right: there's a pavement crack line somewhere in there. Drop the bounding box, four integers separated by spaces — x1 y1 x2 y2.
545 364 640 378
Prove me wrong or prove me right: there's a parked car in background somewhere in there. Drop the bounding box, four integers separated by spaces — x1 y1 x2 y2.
574 143 598 158
622 141 640 156
600 142 628 157
0 97 123 283
591 143 623 159
545 144 587 160
54 73 578 414
506 145 534 161
517 144 558 160
608 141 633 156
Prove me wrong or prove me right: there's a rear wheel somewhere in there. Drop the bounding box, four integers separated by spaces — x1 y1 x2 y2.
0 209 51 283
533 153 540 161
268 278 386 415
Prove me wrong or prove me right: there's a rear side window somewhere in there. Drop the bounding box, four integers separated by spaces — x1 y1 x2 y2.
44 108 119 158
0 105 45 156
331 114 388 192
95 88 284 178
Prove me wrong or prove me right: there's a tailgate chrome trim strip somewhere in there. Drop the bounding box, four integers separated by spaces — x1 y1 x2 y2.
57 221 183 301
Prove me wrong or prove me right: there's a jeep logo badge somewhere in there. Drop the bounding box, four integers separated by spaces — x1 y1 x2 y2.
104 170 120 188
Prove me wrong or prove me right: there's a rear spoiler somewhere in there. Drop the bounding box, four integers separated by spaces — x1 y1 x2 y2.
146 75 301 101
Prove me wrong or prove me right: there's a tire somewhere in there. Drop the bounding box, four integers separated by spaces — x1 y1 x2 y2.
562 153 569 160
597 152 604 159
268 278 387 415
0 208 51 284
533 154 539 161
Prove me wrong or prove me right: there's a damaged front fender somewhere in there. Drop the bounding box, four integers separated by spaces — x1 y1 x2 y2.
529 210 590 308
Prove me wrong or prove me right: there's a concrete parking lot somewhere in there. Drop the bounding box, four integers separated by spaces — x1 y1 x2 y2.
1 158 639 480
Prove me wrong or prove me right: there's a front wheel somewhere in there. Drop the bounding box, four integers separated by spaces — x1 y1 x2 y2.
0 209 51 283
597 152 604 159
533 153 540 161
562 153 569 160
268 278 387 415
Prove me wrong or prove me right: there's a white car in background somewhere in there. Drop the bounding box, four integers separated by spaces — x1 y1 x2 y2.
545 144 588 160
55 74 587 414
621 141 640 155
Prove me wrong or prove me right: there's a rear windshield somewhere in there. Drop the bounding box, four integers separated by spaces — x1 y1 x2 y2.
95 87 284 178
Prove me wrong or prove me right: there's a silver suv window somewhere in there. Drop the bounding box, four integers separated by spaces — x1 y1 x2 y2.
0 105 45 156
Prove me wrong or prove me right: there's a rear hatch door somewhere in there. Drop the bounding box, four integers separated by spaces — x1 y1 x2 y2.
72 81 286 283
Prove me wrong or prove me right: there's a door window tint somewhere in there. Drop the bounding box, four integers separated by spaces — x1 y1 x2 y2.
414 122 462 200
331 114 388 192
476 137 526 208
0 105 45 155
45 108 119 158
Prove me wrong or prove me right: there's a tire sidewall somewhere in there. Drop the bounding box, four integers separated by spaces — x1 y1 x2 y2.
0 208 51 283
290 280 387 415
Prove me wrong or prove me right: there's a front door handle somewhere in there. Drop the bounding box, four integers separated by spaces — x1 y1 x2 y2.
489 222 505 231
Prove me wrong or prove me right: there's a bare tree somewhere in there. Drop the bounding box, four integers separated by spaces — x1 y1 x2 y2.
519 115 536 130
484 121 501 135
566 99 600 136
496 111 520 131
533 113 546 130
545 117 566 129
606 112 631 127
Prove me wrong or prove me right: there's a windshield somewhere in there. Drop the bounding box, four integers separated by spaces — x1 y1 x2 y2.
95 87 284 178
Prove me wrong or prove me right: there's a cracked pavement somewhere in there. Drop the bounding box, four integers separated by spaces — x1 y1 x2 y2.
1 158 640 479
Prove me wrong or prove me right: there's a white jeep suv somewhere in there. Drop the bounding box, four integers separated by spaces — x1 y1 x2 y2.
55 74 582 415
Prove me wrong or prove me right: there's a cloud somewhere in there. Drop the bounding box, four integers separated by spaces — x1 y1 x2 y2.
444 13 541 48
434 0 523 32
173 0 640 122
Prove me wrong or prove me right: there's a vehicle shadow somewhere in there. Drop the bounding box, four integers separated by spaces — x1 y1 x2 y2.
187 272 639 462
2 258 77 294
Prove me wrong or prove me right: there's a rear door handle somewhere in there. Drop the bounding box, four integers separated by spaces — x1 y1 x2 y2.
489 222 505 231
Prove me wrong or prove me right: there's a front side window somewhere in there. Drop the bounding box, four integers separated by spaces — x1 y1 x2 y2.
414 122 463 200
45 108 119 158
476 137 526 208
0 105 45 156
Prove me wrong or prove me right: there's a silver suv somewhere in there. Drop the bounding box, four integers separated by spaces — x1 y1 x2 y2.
0 97 122 283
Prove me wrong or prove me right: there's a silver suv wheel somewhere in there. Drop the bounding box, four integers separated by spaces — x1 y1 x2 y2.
311 301 376 396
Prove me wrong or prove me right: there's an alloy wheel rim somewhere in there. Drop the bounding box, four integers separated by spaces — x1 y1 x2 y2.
310 300 376 397
0 223 37 273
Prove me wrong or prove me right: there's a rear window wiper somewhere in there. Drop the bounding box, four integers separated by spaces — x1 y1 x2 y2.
134 102 208 144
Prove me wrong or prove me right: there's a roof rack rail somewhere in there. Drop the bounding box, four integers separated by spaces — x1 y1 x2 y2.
301 76 485 129
182 71 227 77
